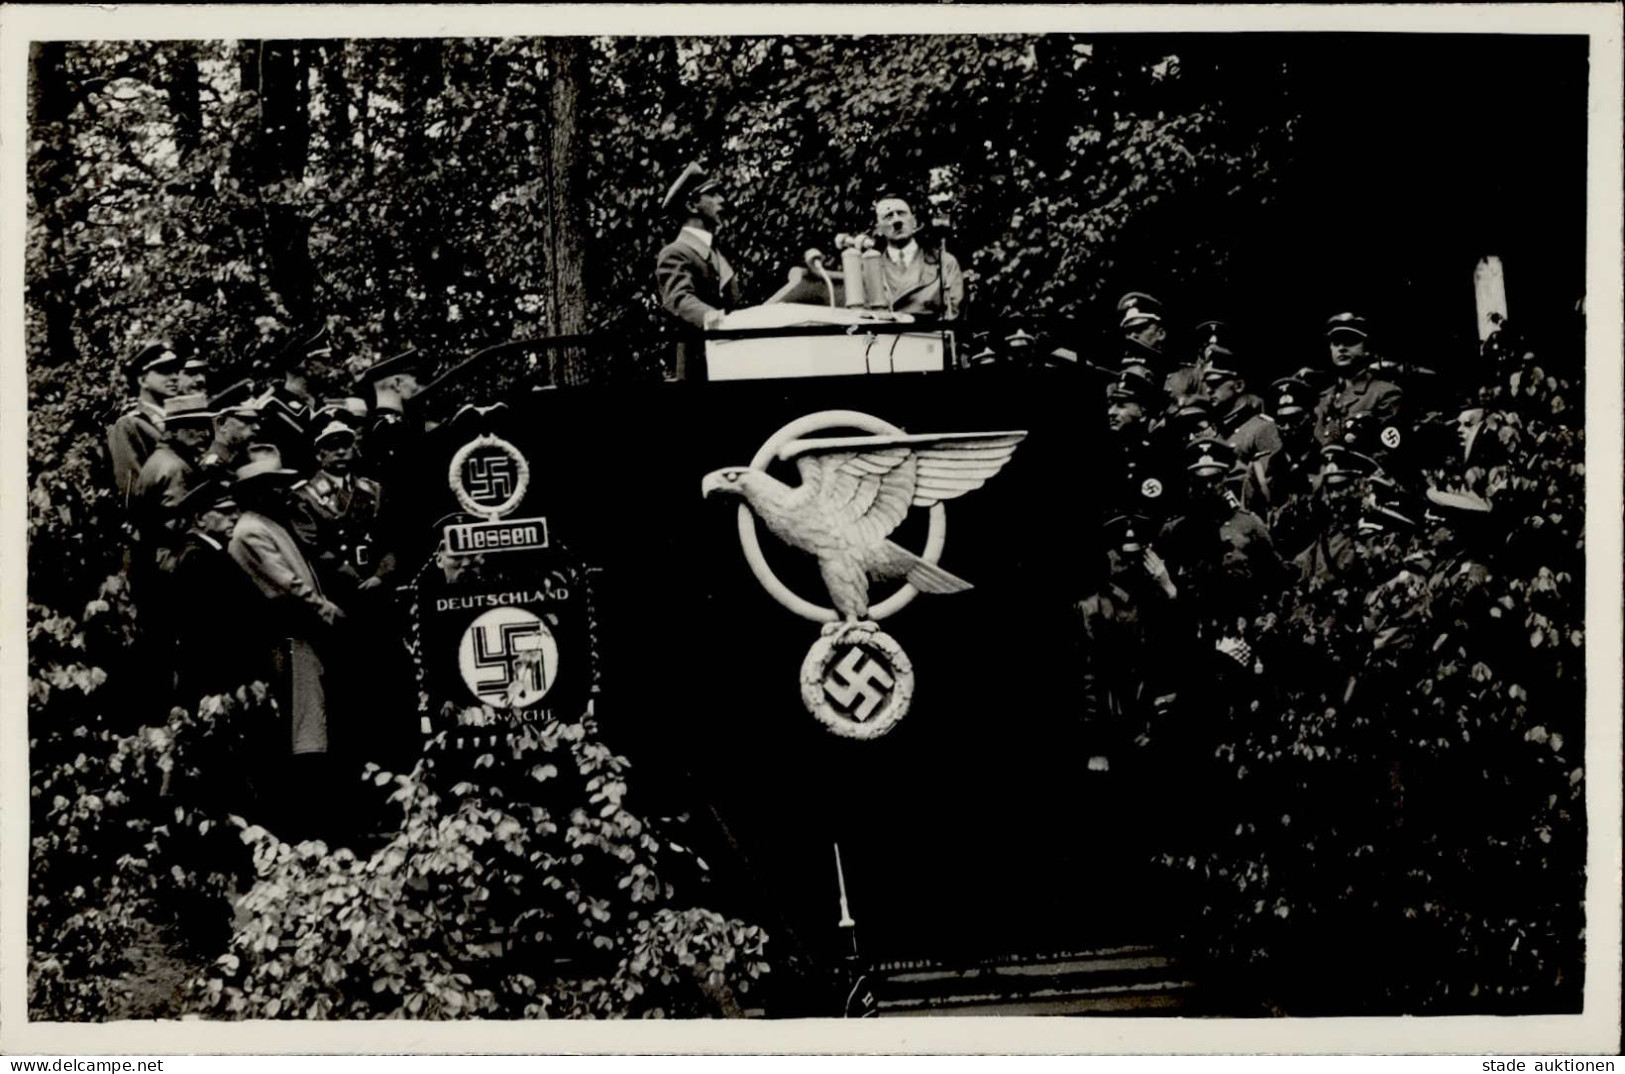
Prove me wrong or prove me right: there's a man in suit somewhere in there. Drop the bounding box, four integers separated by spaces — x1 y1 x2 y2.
107 342 182 504
133 393 218 573
655 162 743 381
872 192 963 320
229 445 345 758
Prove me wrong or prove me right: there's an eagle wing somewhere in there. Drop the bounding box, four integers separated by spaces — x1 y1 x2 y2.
781 430 1028 545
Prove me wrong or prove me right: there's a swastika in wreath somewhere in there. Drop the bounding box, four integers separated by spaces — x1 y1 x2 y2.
448 434 531 520
464 452 518 504
823 647 896 723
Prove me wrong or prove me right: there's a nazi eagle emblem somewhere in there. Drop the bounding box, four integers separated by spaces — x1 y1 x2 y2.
702 410 1026 738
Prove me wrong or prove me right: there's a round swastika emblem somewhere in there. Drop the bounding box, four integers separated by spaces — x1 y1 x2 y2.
1140 477 1163 499
458 606 559 709
1380 425 1402 449
799 627 915 739
449 434 530 519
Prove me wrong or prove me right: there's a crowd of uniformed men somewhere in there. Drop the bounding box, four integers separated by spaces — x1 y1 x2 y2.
1073 288 1537 770
107 326 425 835
104 283 1528 831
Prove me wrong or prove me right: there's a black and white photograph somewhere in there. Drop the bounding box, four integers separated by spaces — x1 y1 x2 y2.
2 3 1620 1056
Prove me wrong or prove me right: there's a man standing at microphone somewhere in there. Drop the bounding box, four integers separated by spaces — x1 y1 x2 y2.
872 192 964 320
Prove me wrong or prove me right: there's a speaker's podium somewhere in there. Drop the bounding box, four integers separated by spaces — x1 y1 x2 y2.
704 266 954 380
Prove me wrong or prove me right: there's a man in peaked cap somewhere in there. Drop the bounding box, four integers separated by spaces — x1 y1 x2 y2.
655 162 744 381
178 354 210 395
1156 433 1278 640
1291 443 1379 586
290 421 396 605
1313 312 1404 448
1203 345 1283 479
354 346 427 485
169 478 269 704
108 342 183 503
198 378 263 478
1258 373 1323 555
1104 367 1182 524
1117 292 1167 353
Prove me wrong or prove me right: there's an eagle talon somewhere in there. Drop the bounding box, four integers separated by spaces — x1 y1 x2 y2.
822 618 878 644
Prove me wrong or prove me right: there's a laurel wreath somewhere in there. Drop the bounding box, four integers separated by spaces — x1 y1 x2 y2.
799 627 916 740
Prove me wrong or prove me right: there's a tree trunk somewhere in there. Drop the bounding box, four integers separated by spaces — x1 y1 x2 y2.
321 42 352 167
257 41 316 323
27 41 82 371
544 37 591 385
166 41 201 160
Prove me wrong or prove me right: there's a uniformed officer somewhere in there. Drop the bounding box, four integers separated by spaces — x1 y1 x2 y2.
354 346 427 485
133 393 218 569
1291 444 1378 587
1313 312 1404 448
178 354 210 395
1157 435 1279 633
289 421 396 603
107 343 182 504
1259 374 1323 557
1074 512 1183 772
257 324 334 473
1104 367 1182 525
656 162 744 381
1204 345 1283 472
1169 317 1228 412
198 379 264 479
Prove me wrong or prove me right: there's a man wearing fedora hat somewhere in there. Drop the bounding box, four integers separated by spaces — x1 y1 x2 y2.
170 478 268 702
108 342 183 502
655 162 744 381
134 394 218 564
230 445 345 767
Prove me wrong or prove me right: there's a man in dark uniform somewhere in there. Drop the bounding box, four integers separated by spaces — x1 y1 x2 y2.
1291 444 1378 588
1103 366 1182 526
1313 312 1403 447
198 379 263 480
1258 374 1323 557
1204 345 1283 493
107 343 182 505
354 346 426 485
258 324 333 474
1157 436 1279 641
290 421 396 603
655 162 743 381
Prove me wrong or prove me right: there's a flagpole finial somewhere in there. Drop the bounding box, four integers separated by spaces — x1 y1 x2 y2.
834 842 856 929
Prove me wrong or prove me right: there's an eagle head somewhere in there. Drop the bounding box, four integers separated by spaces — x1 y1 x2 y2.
701 466 756 500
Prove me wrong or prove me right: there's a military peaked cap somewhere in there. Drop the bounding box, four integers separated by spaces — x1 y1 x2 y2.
662 162 721 213
1325 311 1370 339
1116 291 1164 329
1106 366 1159 404
1271 375 1314 418
355 346 426 386
267 323 334 374
1192 320 1229 348
1186 436 1237 477
1102 513 1152 552
1119 334 1165 367
162 393 216 424
313 419 358 448
125 342 182 384
1320 444 1378 484
1202 345 1247 384
209 378 261 418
